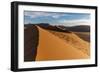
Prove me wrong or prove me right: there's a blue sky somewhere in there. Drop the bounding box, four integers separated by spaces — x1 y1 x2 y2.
24 11 90 26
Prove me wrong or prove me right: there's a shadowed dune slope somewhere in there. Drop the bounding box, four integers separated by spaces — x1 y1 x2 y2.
35 26 89 61
24 25 39 61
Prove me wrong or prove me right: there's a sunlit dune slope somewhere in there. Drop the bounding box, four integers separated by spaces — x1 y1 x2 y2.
49 30 90 56
35 26 89 61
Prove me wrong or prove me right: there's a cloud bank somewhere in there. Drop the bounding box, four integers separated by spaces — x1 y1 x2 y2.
24 11 90 26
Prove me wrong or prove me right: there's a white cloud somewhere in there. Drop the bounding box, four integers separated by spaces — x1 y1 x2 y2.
51 15 60 19
24 11 50 18
62 19 90 23
57 19 90 26
24 11 65 19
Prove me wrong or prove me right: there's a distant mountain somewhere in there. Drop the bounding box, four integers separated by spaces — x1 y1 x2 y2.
25 23 90 32
37 23 50 28
37 23 90 32
37 23 71 33
58 25 90 32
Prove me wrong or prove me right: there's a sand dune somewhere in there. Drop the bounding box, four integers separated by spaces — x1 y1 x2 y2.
49 30 90 56
24 25 39 61
35 26 89 61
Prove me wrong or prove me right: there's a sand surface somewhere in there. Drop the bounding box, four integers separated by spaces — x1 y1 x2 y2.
35 26 90 61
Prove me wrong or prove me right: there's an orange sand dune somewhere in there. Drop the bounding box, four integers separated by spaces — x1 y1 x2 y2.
35 26 89 61
49 30 90 56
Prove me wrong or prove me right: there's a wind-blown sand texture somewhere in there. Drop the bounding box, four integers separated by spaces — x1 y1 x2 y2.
35 26 90 61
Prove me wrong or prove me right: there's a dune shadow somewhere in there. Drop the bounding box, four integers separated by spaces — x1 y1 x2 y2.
24 24 39 62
